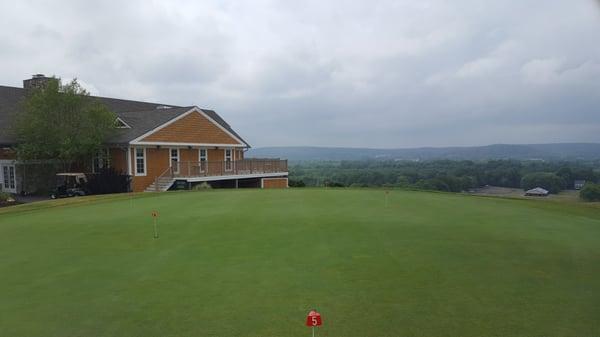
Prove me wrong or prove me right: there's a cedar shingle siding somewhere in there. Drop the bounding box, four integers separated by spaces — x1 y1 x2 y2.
142 111 240 145
129 147 170 192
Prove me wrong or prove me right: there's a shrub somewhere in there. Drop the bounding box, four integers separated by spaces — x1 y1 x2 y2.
18 162 63 195
0 191 11 202
395 175 411 187
580 183 600 202
349 183 368 188
521 172 566 194
288 179 306 187
414 178 450 192
87 168 131 195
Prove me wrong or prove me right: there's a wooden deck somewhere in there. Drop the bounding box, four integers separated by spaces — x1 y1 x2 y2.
169 159 288 178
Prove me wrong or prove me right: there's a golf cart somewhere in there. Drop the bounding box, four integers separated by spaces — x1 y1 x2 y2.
51 173 88 199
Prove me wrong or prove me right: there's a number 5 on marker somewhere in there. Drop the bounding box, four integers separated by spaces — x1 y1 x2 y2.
306 310 322 327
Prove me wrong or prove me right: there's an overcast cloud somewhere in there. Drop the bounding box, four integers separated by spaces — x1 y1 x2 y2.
1 0 600 148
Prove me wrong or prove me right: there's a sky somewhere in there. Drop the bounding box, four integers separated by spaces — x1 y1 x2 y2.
1 0 600 148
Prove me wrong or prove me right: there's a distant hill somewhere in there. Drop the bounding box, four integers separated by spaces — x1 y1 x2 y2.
247 143 600 161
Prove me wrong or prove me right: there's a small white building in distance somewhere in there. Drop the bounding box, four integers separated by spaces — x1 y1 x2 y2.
574 180 586 190
525 187 549 197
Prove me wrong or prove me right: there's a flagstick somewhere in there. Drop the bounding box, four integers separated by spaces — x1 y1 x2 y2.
153 217 159 239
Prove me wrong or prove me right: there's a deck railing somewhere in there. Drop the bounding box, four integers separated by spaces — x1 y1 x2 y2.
167 158 288 179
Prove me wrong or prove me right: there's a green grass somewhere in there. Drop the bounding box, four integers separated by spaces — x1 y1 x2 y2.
0 189 599 337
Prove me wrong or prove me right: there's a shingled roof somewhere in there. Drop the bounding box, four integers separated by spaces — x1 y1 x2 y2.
111 106 195 144
0 85 250 147
0 86 23 145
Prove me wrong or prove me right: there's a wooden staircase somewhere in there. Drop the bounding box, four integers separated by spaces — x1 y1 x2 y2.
144 177 175 192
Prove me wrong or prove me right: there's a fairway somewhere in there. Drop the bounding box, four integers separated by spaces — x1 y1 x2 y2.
0 189 599 337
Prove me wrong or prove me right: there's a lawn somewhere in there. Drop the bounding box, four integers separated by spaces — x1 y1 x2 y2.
0 189 599 337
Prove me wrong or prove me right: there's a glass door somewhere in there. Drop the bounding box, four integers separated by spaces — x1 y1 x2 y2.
1 164 16 193
199 149 207 173
225 149 232 172
170 148 180 175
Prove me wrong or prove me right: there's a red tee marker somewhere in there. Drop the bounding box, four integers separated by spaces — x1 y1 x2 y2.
306 310 322 327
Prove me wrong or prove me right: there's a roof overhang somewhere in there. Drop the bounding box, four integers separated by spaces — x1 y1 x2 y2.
131 142 247 148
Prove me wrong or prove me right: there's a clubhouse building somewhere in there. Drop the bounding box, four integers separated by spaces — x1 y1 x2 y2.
0 74 288 193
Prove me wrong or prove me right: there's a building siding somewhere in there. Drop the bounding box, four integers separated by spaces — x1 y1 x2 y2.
130 147 170 192
0 148 17 160
179 148 199 163
207 148 225 162
127 147 245 192
172 148 199 176
262 178 288 189
141 111 241 145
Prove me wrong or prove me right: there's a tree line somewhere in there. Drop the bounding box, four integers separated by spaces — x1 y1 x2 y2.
289 160 600 197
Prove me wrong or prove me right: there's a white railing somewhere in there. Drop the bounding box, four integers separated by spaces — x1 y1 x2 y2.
169 159 288 178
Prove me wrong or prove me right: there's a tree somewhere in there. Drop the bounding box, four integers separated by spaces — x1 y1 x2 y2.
521 172 566 194
288 179 306 187
572 168 597 183
556 167 574 187
580 183 600 202
13 78 116 169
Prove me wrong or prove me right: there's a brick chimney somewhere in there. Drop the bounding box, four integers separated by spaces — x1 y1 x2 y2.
23 74 58 91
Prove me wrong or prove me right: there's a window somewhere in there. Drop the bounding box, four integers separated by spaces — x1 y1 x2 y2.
225 149 232 171
92 148 110 173
9 166 14 189
135 148 146 176
199 149 207 172
170 148 180 174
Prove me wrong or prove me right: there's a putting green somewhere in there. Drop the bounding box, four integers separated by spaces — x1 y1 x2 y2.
0 189 599 336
